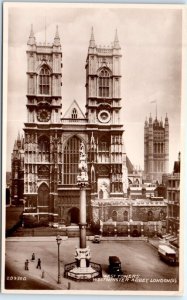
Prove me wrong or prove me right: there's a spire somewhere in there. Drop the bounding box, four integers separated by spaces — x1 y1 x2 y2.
27 24 36 45
145 117 148 126
149 113 152 124
165 113 169 125
21 136 23 150
160 117 163 127
13 140 18 152
54 25 61 46
17 131 21 141
113 29 120 49
90 132 96 150
89 27 96 48
16 132 21 149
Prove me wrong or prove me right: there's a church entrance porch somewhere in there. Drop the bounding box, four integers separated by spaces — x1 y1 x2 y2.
36 183 50 222
38 183 49 207
68 207 80 225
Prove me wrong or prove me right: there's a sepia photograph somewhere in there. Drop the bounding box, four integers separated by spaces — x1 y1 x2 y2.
1 2 185 295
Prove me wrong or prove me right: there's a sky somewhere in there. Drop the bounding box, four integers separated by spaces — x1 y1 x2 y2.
5 3 182 172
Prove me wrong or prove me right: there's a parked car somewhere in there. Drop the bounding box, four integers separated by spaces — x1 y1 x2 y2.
58 222 66 229
92 235 101 243
108 256 123 276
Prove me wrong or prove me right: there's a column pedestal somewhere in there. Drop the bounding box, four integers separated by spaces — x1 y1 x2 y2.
66 247 100 280
65 142 102 281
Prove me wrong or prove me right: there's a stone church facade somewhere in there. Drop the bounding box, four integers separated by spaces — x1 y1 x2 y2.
10 26 167 233
18 26 128 226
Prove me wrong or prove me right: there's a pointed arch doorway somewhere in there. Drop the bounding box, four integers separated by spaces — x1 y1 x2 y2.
38 183 49 207
68 207 79 225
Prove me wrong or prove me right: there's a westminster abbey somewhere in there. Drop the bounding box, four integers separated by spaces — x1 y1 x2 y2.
11 26 169 234
11 25 130 226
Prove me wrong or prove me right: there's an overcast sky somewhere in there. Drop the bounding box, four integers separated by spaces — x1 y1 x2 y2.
5 4 182 172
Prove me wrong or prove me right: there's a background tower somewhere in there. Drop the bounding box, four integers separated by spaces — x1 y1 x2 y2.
11 134 24 205
144 114 169 182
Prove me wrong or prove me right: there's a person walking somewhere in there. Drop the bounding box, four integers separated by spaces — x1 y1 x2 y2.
25 259 29 270
31 253 35 261
36 258 41 269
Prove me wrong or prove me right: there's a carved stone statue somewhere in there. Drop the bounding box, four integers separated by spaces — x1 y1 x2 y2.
77 142 88 186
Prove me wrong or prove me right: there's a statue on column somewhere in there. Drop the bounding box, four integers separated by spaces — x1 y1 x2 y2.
77 142 88 187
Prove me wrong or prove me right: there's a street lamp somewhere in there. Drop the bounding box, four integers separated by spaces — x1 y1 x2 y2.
56 235 62 284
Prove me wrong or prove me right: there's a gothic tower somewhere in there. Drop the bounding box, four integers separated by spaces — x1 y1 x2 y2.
11 133 24 204
85 28 128 204
144 114 169 182
24 25 62 220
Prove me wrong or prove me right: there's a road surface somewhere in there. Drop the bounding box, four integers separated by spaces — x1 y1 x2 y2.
4 238 179 292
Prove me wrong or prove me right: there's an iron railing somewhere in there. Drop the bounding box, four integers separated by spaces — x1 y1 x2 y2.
64 261 102 280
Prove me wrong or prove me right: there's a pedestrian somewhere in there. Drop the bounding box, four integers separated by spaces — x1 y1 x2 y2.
25 259 29 270
36 258 41 269
31 253 35 261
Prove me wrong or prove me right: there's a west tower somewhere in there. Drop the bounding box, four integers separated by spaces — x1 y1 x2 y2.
85 28 128 224
24 25 62 220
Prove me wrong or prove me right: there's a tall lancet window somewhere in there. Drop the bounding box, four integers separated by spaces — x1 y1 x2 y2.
71 108 78 119
38 136 50 162
39 66 50 94
98 135 110 163
98 68 110 97
63 136 81 185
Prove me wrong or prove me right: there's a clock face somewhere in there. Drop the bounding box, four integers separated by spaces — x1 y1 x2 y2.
98 110 111 123
37 109 51 122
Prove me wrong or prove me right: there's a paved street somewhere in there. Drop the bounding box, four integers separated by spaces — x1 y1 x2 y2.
4 238 179 292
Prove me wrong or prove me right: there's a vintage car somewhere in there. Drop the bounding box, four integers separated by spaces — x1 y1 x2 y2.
108 256 123 276
92 235 101 243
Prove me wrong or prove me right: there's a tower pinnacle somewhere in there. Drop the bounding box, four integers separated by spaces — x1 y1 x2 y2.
165 113 169 125
54 25 61 46
89 27 96 48
149 113 152 124
27 24 36 45
145 117 148 127
113 29 120 49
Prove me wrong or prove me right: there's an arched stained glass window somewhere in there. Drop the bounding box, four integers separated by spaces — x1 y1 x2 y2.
98 68 110 97
123 211 128 221
39 66 50 95
112 210 117 222
159 210 165 221
148 210 153 221
63 136 81 185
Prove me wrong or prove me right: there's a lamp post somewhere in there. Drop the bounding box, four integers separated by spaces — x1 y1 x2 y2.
56 235 62 284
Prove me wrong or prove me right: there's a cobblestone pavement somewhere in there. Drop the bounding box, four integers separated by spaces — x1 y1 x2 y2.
4 237 180 293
